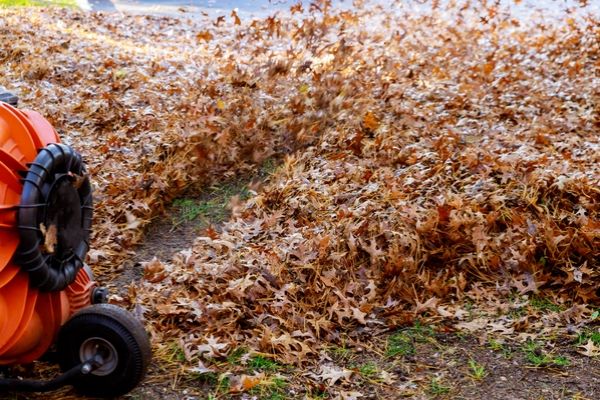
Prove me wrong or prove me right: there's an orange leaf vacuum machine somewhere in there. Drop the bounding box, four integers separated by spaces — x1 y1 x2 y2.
0 87 150 397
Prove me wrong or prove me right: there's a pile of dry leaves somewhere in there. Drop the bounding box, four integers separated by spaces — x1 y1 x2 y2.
132 1 599 367
0 7 317 275
1 0 598 385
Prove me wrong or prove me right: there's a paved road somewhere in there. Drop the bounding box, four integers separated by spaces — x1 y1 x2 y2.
79 0 319 17
77 0 599 20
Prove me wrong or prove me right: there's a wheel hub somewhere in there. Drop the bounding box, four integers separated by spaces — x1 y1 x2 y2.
79 337 118 376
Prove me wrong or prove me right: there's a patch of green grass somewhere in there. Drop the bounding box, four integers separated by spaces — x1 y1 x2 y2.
165 341 186 363
328 344 353 362
387 321 435 358
307 387 329 399
173 198 223 223
387 331 415 357
428 377 450 397
453 330 468 342
226 347 248 365
522 340 570 367
0 0 76 7
192 371 218 385
529 295 562 313
507 306 526 319
259 157 280 176
411 320 436 338
487 338 513 359
357 362 378 379
212 181 253 201
249 376 288 400
575 329 600 346
249 355 281 372
217 375 230 393
551 355 570 367
467 359 487 380
173 181 253 226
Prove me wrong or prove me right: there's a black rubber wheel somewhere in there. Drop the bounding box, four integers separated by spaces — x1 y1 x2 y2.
56 304 151 398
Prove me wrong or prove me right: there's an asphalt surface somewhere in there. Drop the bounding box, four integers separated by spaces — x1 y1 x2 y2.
80 0 316 17
76 0 599 22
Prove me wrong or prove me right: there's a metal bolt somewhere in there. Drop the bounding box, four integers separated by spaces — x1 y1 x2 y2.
81 363 92 374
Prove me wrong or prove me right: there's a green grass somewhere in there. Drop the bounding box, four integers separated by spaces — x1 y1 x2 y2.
217 376 230 393
575 329 600 346
529 295 563 313
193 371 218 385
356 362 378 379
487 338 513 359
468 359 487 380
173 198 224 223
165 341 186 363
259 157 280 177
328 343 353 362
173 182 253 225
248 355 282 372
248 376 288 400
522 340 570 367
307 387 329 399
387 321 435 357
428 377 450 397
387 331 415 357
0 0 77 7
226 346 248 365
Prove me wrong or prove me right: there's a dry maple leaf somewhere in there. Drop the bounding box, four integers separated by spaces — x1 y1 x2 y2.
335 391 364 400
196 30 213 42
197 335 229 358
315 365 353 385
578 340 600 357
231 10 241 26
362 112 379 131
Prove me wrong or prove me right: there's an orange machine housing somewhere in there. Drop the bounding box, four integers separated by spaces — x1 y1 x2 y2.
0 102 95 365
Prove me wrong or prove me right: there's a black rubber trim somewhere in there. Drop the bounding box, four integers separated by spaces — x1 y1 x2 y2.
14 143 93 291
0 360 90 392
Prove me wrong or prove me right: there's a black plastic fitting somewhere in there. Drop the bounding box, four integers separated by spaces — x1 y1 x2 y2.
0 86 18 107
14 143 93 291
91 287 109 304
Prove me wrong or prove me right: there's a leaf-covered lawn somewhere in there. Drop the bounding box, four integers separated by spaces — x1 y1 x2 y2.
0 0 76 8
1 0 599 398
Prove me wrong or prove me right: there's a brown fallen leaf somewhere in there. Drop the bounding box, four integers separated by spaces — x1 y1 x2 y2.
40 223 57 254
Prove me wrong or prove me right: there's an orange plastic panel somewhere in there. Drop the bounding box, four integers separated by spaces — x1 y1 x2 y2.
0 148 26 174
0 162 20 233
0 286 38 356
0 102 95 366
0 295 6 342
0 157 21 276
14 293 57 364
0 103 36 163
0 263 19 288
0 272 29 350
19 109 60 148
